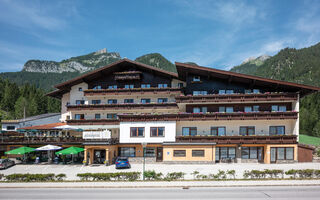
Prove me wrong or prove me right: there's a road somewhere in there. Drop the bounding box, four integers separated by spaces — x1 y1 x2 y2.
0 186 319 200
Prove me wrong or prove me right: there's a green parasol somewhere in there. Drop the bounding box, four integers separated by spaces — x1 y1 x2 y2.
55 146 84 155
5 146 35 155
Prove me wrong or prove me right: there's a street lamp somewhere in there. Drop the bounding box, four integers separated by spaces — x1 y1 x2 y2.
141 142 147 180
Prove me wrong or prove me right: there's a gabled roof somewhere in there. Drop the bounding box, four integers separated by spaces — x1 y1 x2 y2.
175 62 320 97
1 113 61 124
48 59 179 98
18 122 66 130
55 58 178 89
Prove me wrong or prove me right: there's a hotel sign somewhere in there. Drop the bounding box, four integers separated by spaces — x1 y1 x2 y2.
83 129 111 139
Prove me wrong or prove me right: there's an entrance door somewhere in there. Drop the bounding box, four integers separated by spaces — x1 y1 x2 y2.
258 147 264 163
270 148 276 163
156 147 163 162
94 150 106 164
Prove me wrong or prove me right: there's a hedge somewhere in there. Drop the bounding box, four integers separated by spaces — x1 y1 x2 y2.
77 172 141 181
4 173 65 182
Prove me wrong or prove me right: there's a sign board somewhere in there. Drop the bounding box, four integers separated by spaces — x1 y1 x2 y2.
83 129 111 139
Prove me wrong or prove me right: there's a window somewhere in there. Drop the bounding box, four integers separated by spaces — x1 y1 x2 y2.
193 107 201 113
78 87 83 91
125 84 134 89
108 85 117 89
92 100 101 105
124 99 134 103
158 83 168 88
178 83 184 88
240 126 255 136
141 99 151 104
75 114 84 120
95 114 101 119
192 150 205 157
245 89 252 94
141 84 151 88
215 147 236 161
269 126 285 136
93 85 102 90
271 147 294 161
145 148 156 157
75 100 85 105
241 147 264 159
107 114 117 119
193 91 207 95
226 90 234 94
271 105 278 112
108 99 117 104
219 90 226 94
253 105 260 112
244 106 259 112
157 98 168 103
219 106 233 113
210 127 226 136
202 107 207 113
150 127 165 137
6 126 15 130
279 106 287 112
119 147 135 157
173 150 186 157
193 76 200 82
130 127 145 137
253 89 260 94
182 127 197 136
272 105 287 112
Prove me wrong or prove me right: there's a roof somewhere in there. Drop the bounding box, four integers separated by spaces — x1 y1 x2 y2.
175 62 320 97
18 123 66 130
1 113 61 124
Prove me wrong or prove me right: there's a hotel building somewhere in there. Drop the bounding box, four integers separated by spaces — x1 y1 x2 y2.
45 59 319 164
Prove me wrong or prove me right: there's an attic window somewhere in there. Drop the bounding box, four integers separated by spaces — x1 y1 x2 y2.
193 76 200 82
78 87 82 91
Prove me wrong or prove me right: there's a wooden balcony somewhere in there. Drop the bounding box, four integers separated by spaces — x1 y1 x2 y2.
118 111 298 122
67 102 179 111
176 135 298 144
175 92 298 103
83 138 119 145
66 119 120 125
0 137 84 145
84 87 182 96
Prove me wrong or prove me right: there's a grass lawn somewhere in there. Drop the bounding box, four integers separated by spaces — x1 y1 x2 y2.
299 134 320 146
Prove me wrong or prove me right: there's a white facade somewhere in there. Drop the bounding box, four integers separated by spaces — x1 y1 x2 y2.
119 121 176 143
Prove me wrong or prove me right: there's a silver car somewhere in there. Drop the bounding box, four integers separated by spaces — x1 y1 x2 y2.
0 159 15 169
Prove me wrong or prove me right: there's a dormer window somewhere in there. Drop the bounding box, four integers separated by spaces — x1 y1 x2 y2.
178 83 184 88
245 89 252 94
158 84 168 88
226 90 234 94
219 90 226 94
193 91 207 96
253 89 260 94
193 76 200 82
78 87 83 91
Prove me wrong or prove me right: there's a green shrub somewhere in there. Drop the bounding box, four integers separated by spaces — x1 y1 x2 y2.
55 174 66 181
5 173 55 182
226 170 236 179
76 172 141 181
314 170 320 178
285 169 298 179
297 169 314 178
164 172 185 181
77 173 92 181
143 170 163 180
0 174 4 181
191 171 200 179
317 149 320 157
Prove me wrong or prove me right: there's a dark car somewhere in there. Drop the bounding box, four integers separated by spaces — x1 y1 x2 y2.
115 157 131 169
0 159 15 169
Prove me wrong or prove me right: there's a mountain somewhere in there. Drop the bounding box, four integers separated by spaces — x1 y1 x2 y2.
22 48 121 73
231 55 270 74
0 51 176 91
230 42 320 137
135 53 177 73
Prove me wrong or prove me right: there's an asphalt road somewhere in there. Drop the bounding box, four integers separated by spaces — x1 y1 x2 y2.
0 186 319 200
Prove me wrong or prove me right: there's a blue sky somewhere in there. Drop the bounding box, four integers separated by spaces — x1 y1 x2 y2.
0 0 320 72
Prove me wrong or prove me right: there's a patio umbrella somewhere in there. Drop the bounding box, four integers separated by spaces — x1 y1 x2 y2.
36 145 62 163
55 146 84 164
55 146 84 155
5 146 35 155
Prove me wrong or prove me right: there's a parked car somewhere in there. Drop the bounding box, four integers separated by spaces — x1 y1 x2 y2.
0 159 15 169
115 157 131 169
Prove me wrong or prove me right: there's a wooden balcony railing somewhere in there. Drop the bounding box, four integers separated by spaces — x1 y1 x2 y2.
176 135 297 144
175 92 298 103
118 111 298 122
84 87 182 96
0 137 84 145
83 138 119 145
66 119 120 125
67 102 179 111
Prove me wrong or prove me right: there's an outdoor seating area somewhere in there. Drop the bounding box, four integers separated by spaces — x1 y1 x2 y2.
5 145 84 165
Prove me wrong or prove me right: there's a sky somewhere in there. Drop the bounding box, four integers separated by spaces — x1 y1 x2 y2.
0 0 320 72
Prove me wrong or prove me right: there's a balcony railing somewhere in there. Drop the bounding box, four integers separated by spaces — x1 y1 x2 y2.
83 138 119 145
67 102 179 111
176 135 297 144
66 119 119 125
0 137 84 145
84 87 182 96
175 92 298 103
118 111 298 122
